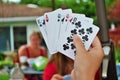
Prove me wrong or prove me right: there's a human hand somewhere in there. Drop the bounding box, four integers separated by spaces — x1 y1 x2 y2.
71 35 104 80
51 74 63 80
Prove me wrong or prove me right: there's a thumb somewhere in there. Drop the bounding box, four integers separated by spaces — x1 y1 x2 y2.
73 35 86 53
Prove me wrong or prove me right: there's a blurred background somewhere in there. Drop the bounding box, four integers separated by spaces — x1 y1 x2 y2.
0 0 120 80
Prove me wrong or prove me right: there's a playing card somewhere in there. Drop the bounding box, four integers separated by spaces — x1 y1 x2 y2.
36 16 48 47
57 9 72 37
68 13 93 26
58 16 99 59
44 9 62 54
59 9 72 33
57 9 72 50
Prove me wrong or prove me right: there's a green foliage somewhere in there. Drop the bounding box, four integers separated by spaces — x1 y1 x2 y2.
115 47 120 63
0 52 4 61
19 0 114 24
105 0 115 8
20 0 51 7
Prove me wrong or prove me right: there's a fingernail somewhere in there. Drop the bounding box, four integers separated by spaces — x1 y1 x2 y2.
73 35 78 39
73 35 80 41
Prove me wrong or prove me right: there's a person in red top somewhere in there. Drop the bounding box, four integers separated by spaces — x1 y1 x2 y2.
43 37 102 80
44 53 74 80
19 31 47 58
18 31 47 80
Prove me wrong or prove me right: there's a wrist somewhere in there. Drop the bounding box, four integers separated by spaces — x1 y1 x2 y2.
79 73 94 80
75 70 95 80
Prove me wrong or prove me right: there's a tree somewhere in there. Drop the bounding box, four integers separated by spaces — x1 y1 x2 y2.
107 0 120 26
20 0 51 7
19 0 114 25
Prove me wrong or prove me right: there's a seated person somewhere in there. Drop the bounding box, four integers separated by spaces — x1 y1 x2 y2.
19 31 47 59
44 53 100 80
18 31 47 80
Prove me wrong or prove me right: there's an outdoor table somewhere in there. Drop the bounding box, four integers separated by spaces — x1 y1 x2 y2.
23 67 44 80
23 67 44 75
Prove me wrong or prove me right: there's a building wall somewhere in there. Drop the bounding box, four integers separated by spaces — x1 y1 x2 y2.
0 20 39 51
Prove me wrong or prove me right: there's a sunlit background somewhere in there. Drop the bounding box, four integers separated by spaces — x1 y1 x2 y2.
0 0 120 80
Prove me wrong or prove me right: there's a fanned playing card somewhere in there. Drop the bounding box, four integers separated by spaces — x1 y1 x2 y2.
36 16 50 50
57 9 72 50
59 9 72 34
58 16 99 59
44 9 62 54
36 8 99 60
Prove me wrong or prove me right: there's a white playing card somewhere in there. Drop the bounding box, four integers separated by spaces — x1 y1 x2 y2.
68 13 93 27
59 9 72 33
44 8 62 54
36 16 51 52
36 16 47 43
64 13 86 32
57 9 72 51
58 16 99 60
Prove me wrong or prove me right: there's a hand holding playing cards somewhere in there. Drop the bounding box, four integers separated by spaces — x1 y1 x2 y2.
37 9 100 59
51 74 63 80
71 35 104 80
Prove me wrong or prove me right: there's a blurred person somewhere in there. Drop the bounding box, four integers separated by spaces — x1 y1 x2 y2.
43 53 74 80
18 31 47 58
18 31 47 80
71 35 104 80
